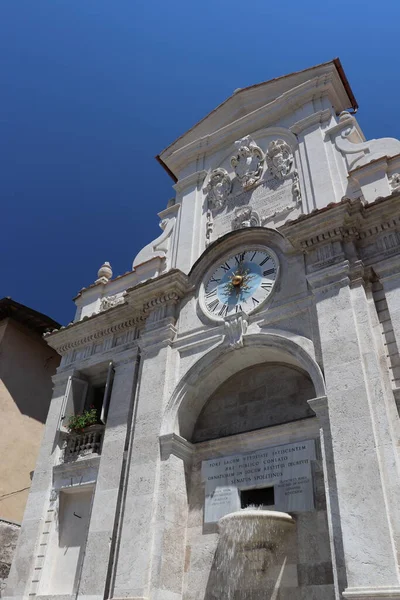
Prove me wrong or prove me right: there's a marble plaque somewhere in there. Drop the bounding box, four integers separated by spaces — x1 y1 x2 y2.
202 439 315 523
211 173 299 241
204 486 241 524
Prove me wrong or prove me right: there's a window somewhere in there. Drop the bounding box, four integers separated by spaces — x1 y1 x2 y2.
58 362 114 432
85 384 106 415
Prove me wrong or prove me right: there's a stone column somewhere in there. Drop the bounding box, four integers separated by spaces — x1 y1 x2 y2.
5 371 73 599
112 316 181 600
308 260 400 599
77 349 139 600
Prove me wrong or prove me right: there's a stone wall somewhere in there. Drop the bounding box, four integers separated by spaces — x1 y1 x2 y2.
0 520 20 598
193 363 315 443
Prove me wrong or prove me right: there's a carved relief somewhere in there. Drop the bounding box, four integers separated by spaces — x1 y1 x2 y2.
231 136 264 190
99 294 126 312
292 171 301 202
266 139 293 179
330 114 400 171
224 314 248 349
204 168 232 210
132 207 177 270
389 173 400 191
232 206 260 230
206 209 214 246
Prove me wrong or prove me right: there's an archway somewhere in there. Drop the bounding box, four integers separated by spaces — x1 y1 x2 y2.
161 331 326 442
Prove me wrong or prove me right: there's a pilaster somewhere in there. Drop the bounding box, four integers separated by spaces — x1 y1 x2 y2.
308 396 347 600
5 372 72 598
77 349 140 600
173 170 207 274
112 308 180 600
374 256 400 361
308 259 400 596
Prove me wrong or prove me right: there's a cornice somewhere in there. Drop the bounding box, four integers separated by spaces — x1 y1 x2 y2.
45 306 144 354
125 269 191 307
46 269 191 355
280 193 400 253
308 396 329 419
159 433 194 463
280 198 363 251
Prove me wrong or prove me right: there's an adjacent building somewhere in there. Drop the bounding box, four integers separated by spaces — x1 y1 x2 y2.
6 59 400 600
0 298 60 594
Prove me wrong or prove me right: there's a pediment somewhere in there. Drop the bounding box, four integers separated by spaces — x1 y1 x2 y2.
159 59 357 179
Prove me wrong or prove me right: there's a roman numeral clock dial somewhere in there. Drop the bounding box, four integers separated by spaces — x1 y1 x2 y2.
201 248 279 320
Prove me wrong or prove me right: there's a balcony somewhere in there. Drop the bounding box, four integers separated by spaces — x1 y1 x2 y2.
62 424 105 463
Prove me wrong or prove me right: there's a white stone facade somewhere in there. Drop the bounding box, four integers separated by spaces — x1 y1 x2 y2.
6 59 400 600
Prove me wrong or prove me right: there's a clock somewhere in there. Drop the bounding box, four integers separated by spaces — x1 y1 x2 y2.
201 247 279 319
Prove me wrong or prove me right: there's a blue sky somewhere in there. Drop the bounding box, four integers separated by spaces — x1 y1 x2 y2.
1 0 399 325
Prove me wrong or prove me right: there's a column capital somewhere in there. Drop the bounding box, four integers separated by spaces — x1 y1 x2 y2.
112 346 140 368
51 368 78 389
373 255 400 283
173 170 207 194
139 319 177 356
307 260 350 294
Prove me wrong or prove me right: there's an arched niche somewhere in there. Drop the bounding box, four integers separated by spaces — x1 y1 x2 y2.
193 361 315 443
161 332 326 445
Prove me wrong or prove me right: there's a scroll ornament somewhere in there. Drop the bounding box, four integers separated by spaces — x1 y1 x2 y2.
204 168 232 210
266 139 293 179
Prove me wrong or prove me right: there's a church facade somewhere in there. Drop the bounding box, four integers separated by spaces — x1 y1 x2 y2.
6 59 400 600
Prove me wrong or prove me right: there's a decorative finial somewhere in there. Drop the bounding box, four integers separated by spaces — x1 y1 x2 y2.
95 261 113 284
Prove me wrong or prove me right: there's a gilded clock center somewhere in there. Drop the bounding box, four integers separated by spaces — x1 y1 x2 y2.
231 274 243 286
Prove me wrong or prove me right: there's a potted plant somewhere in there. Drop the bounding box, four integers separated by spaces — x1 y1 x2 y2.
66 406 99 433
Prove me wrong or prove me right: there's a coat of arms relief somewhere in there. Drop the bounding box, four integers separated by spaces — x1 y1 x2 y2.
230 136 265 190
203 136 302 243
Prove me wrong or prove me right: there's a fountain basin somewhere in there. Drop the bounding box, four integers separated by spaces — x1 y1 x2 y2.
218 509 295 547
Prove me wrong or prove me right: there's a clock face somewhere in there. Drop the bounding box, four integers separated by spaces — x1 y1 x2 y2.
202 248 278 319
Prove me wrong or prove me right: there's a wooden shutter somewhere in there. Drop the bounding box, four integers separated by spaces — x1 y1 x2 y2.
100 362 115 424
59 376 88 431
